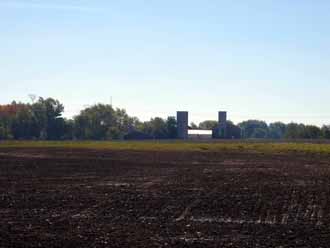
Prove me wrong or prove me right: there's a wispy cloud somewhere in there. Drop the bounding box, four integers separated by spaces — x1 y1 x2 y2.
1 1 105 13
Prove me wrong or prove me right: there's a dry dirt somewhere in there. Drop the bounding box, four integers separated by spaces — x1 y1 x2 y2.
1 148 330 247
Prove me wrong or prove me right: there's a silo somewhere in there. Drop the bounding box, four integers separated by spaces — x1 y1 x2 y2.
177 111 188 139
218 111 227 138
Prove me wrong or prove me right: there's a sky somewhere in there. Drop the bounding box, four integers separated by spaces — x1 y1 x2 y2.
1 0 330 126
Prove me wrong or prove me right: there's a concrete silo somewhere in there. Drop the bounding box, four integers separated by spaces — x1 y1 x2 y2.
177 111 188 139
218 111 227 138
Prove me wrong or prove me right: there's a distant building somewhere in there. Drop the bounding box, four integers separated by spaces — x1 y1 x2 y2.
177 111 188 139
177 110 227 139
218 111 227 138
188 129 212 139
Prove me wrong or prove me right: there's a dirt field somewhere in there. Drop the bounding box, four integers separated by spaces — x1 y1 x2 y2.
1 147 330 247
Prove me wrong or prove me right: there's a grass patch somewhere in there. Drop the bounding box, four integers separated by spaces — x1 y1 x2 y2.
1 140 330 155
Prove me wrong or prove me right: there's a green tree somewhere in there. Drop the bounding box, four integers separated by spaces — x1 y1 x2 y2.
226 121 241 139
166 116 177 138
284 123 305 139
0 114 13 140
268 122 286 139
251 128 268 138
321 125 330 139
190 122 198 129
140 117 168 139
304 125 322 139
238 120 268 139
29 97 65 139
199 120 218 130
74 104 137 140
62 119 75 140
11 108 36 139
74 104 116 140
0 125 12 140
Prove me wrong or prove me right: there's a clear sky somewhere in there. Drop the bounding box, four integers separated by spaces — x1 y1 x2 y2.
1 0 330 126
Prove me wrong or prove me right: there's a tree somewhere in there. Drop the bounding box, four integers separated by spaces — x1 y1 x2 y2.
0 125 12 140
190 122 198 129
226 121 241 139
0 116 12 140
199 120 218 130
74 104 117 140
251 128 268 138
140 117 168 139
29 97 65 139
268 122 286 139
74 104 138 140
124 130 152 140
62 119 75 140
238 120 268 139
44 98 65 139
0 102 30 140
2 97 330 141
321 125 330 139
304 125 322 139
47 117 66 140
11 108 36 139
284 123 304 139
166 117 177 138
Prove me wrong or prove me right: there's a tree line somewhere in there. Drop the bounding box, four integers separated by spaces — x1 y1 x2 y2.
0 97 329 140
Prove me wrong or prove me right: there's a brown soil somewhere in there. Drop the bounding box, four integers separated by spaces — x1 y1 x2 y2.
1 148 330 247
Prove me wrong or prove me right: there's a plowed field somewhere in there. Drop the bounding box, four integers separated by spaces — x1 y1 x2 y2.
1 147 330 247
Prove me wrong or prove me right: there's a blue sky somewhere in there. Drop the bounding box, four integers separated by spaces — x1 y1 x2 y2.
1 0 330 125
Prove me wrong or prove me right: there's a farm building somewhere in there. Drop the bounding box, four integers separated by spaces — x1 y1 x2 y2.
177 111 227 139
188 129 212 139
